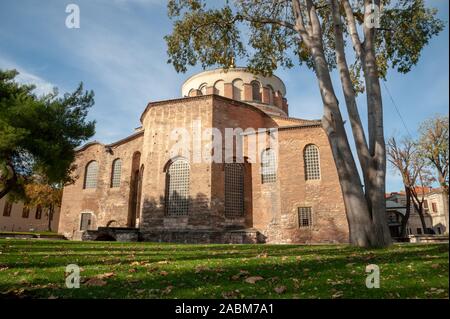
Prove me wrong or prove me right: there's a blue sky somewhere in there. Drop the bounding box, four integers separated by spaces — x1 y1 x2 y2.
0 0 448 192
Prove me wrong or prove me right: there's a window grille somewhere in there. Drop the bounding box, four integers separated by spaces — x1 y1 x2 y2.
304 145 320 180
298 207 312 228
84 161 99 189
251 81 261 102
111 159 122 188
261 149 277 184
166 159 190 216
225 163 244 217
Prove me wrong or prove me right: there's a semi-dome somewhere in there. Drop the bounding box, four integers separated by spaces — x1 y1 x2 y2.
181 67 289 116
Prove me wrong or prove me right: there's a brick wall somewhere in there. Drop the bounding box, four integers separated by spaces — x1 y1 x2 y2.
59 94 348 244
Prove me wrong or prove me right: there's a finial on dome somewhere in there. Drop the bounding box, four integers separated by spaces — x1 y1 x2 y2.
230 57 235 68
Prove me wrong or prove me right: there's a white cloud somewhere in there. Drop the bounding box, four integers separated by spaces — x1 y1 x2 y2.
0 56 55 96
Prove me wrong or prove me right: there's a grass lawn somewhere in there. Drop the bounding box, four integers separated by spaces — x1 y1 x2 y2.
0 239 448 299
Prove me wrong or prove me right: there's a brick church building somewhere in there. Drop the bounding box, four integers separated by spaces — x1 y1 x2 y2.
58 68 349 244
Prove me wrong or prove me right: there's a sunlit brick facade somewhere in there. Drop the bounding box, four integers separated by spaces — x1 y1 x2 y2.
59 68 349 243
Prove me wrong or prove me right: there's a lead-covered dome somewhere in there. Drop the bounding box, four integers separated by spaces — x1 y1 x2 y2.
181 67 289 116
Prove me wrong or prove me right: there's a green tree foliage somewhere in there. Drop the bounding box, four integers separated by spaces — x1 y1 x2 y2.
166 0 443 78
165 0 444 248
0 69 95 199
418 115 449 193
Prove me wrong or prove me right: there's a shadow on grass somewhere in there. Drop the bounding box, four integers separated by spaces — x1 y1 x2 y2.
0 243 448 299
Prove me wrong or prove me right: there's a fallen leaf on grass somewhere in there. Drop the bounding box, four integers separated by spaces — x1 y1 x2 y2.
431 264 440 269
274 286 287 294
160 271 169 276
161 285 174 295
96 272 115 279
85 278 107 287
195 265 210 273
222 290 240 299
245 276 264 284
231 270 250 281
332 291 344 299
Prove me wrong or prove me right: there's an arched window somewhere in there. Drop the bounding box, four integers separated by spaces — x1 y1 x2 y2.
251 81 261 102
225 163 244 217
267 85 275 105
111 159 122 188
199 83 207 95
261 149 277 184
213 80 225 96
232 79 243 101
84 161 98 189
166 158 190 216
304 144 320 180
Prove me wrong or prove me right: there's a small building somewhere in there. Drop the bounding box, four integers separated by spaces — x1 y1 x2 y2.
386 187 449 236
0 196 60 233
385 200 406 238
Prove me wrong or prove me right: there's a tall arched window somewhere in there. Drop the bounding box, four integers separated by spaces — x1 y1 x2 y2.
166 158 190 216
267 85 275 105
261 148 277 184
304 144 320 180
251 81 261 102
232 79 243 101
111 158 122 188
84 161 98 189
199 83 207 95
225 163 244 217
213 80 225 96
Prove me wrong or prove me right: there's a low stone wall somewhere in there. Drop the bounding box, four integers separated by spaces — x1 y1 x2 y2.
140 228 264 244
82 227 139 242
0 232 66 240
408 235 449 243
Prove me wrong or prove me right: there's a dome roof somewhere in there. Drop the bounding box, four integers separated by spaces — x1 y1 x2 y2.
181 67 289 116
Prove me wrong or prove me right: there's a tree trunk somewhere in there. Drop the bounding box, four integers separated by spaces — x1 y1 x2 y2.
417 203 428 234
309 36 387 247
400 187 411 237
48 205 54 232
443 188 449 234
411 193 429 234
304 0 391 247
0 167 17 200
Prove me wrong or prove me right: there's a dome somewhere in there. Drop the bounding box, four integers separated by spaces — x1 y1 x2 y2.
181 67 289 116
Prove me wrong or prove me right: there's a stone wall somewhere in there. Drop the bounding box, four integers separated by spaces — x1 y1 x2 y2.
58 132 143 239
